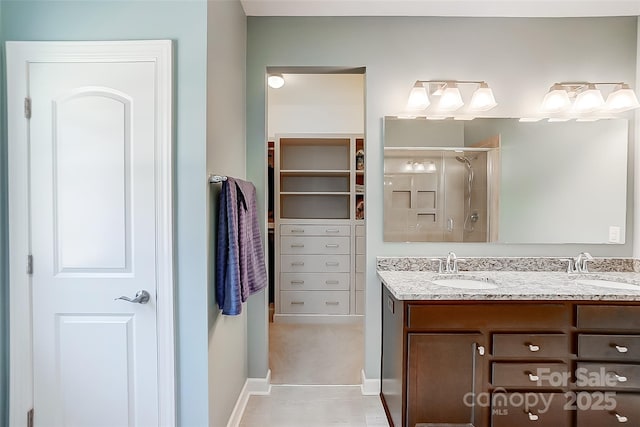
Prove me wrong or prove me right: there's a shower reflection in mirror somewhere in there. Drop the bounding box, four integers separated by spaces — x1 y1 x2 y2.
383 146 500 242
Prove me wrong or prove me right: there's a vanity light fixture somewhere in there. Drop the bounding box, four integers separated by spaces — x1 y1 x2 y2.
267 73 285 89
540 82 640 119
406 79 498 114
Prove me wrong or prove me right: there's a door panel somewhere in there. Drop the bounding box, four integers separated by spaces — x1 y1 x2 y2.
54 90 131 272
30 60 158 426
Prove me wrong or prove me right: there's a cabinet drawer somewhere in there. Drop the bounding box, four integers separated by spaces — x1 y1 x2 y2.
280 255 350 273
356 254 365 273
280 224 350 236
408 303 570 330
492 363 569 388
576 392 640 427
493 334 569 358
577 305 640 331
355 290 364 315
280 236 350 255
491 393 571 427
356 272 365 290
279 290 349 314
579 335 640 361
577 363 640 390
356 236 365 254
355 224 365 237
280 273 350 291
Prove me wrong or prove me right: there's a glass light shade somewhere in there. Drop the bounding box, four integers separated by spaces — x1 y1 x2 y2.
541 85 571 112
605 84 640 112
267 74 285 89
574 85 605 112
469 84 497 111
407 83 430 110
438 86 464 112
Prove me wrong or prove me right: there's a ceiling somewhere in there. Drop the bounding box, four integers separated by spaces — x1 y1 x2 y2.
240 0 640 17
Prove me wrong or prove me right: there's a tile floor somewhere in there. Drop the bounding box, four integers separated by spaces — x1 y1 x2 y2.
239 385 389 427
269 321 364 385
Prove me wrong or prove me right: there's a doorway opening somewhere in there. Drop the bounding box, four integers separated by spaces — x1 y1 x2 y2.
266 69 366 385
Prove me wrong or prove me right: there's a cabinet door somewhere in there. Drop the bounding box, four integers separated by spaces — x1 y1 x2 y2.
408 333 485 427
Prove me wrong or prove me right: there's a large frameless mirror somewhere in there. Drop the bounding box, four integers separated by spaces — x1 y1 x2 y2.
383 117 628 244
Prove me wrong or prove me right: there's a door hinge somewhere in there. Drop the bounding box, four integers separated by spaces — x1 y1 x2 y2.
27 255 33 275
24 97 32 119
27 409 34 427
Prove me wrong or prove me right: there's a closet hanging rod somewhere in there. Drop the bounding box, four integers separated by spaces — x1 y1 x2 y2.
209 174 228 183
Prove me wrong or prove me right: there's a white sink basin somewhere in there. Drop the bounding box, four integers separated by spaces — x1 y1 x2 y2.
431 278 498 290
576 279 640 291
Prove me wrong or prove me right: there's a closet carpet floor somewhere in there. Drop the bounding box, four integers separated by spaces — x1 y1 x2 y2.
269 321 364 385
239 385 389 427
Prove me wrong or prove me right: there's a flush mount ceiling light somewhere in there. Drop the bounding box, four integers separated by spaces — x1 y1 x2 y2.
267 73 285 89
405 79 498 115
539 81 639 120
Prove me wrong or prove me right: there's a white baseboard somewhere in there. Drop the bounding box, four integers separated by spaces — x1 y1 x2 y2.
360 369 380 395
226 370 272 427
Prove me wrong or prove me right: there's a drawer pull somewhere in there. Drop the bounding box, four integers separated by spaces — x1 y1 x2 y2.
325 280 340 285
615 345 629 353
325 244 340 248
291 229 305 233
290 301 305 305
326 262 340 267
610 372 628 383
325 229 340 233
291 262 305 266
528 373 540 382
527 412 539 421
615 413 628 423
528 344 540 352
290 280 304 285
477 345 485 356
290 244 305 248
325 301 340 306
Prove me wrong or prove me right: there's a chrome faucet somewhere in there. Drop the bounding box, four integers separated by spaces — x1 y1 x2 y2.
570 252 594 273
445 251 459 274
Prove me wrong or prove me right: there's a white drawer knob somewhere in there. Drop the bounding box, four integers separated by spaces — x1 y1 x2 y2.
290 301 304 305
290 244 304 248
325 301 340 306
615 413 628 423
611 373 628 383
528 373 540 382
325 244 339 248
291 262 304 266
290 280 304 285
325 229 340 233
326 262 339 266
325 280 339 285
291 229 305 233
527 412 539 421
528 344 540 352
477 345 485 356
615 345 629 353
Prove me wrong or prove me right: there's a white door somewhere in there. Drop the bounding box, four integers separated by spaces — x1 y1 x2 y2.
7 41 175 427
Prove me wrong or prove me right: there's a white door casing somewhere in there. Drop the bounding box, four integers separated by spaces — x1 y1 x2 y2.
7 41 175 426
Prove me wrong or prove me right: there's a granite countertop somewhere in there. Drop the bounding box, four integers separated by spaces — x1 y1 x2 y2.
377 257 640 301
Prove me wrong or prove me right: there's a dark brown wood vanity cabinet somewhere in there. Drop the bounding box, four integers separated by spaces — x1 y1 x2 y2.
575 305 640 427
380 286 640 427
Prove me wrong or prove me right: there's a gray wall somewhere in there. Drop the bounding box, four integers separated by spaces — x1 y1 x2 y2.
247 16 638 380
0 1 8 425
1 1 211 425
206 1 250 426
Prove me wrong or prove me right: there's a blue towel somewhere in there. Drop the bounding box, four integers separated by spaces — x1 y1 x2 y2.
216 177 268 315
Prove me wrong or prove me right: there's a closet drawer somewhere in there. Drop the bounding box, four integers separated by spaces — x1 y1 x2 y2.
578 335 640 361
577 363 640 389
281 255 350 273
280 224 350 236
280 290 349 314
356 236 365 254
280 236 350 255
280 273 350 291
577 305 640 331
356 272 365 291
492 363 569 388
493 334 569 359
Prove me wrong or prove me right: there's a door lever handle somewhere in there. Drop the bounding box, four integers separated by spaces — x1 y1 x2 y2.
115 290 150 304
